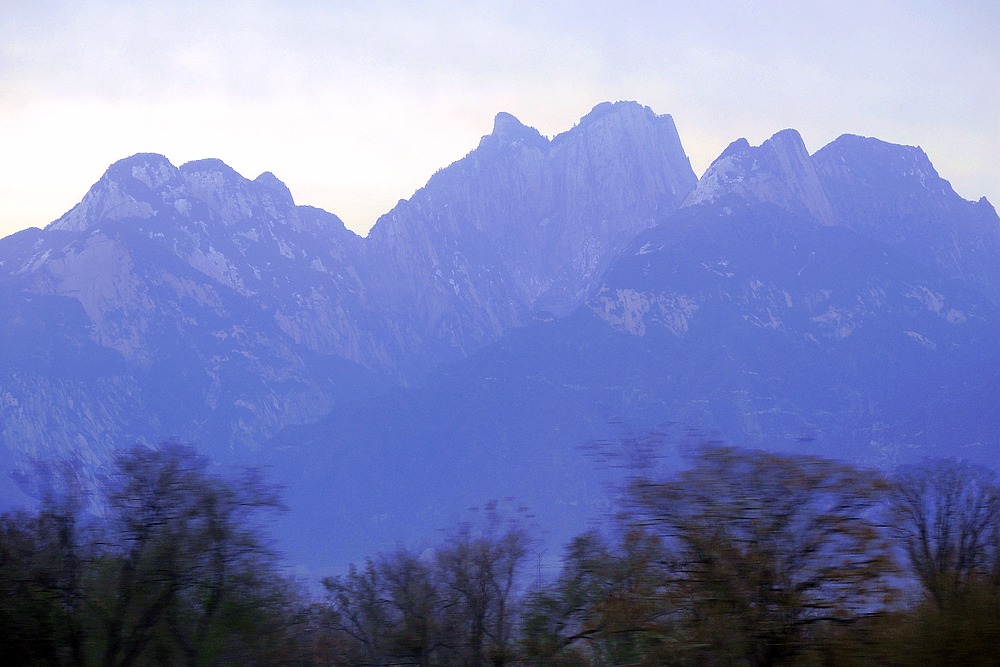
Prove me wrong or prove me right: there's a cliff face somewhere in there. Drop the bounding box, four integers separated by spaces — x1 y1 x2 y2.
255 128 1000 570
682 129 835 226
3 101 1000 569
584 129 1000 464
0 101 699 464
813 134 1000 304
1 153 376 468
360 101 697 371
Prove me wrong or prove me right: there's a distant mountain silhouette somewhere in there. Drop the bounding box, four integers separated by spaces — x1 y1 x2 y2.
2 101 997 572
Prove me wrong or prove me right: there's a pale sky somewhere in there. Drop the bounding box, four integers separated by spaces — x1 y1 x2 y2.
2 0 998 238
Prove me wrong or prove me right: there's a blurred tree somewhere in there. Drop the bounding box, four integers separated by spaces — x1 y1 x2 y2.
520 528 671 666
889 458 1000 607
882 458 1000 667
626 445 897 667
1 442 286 666
323 559 394 665
323 501 531 667
435 504 530 667
378 548 441 667
0 456 92 666
90 443 282 667
0 509 66 665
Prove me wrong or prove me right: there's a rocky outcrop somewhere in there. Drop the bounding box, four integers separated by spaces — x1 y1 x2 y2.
814 134 1000 303
361 101 698 371
50 153 186 231
683 129 836 226
3 102 1000 571
585 127 1000 462
0 101 699 460
2 103 997 470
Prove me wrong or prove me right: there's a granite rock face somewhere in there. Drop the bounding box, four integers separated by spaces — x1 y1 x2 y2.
584 130 1000 466
2 102 999 569
683 129 835 226
255 126 1000 569
813 134 1000 304
1 152 373 470
361 101 697 371
0 101 699 467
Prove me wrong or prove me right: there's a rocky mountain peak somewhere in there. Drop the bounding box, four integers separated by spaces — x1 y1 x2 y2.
549 101 695 213
813 134 954 201
557 101 685 151
359 102 698 372
48 153 185 232
574 100 653 128
479 111 548 151
254 171 294 202
716 137 751 161
766 128 811 161
179 157 241 180
813 133 1000 303
47 155 305 234
683 128 835 225
180 158 244 194
178 159 298 227
811 133 988 227
113 152 182 191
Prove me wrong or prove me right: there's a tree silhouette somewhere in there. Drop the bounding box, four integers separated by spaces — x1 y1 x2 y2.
521 528 670 666
93 443 283 667
889 458 1000 607
626 445 897 667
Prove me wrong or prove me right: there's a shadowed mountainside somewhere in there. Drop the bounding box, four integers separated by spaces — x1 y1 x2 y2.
1 102 998 570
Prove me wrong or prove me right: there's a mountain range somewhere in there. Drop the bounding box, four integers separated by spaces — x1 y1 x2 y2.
2 100 998 572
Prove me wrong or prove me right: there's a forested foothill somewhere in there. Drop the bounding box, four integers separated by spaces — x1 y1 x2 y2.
2 442 998 666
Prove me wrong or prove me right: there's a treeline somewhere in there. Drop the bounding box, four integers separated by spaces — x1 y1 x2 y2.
2 443 999 666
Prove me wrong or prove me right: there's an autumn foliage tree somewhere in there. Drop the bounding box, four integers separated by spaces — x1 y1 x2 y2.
4 440 1000 665
520 528 671 666
624 445 898 667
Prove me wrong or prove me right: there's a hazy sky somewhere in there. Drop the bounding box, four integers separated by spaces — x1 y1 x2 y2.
2 1 997 238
